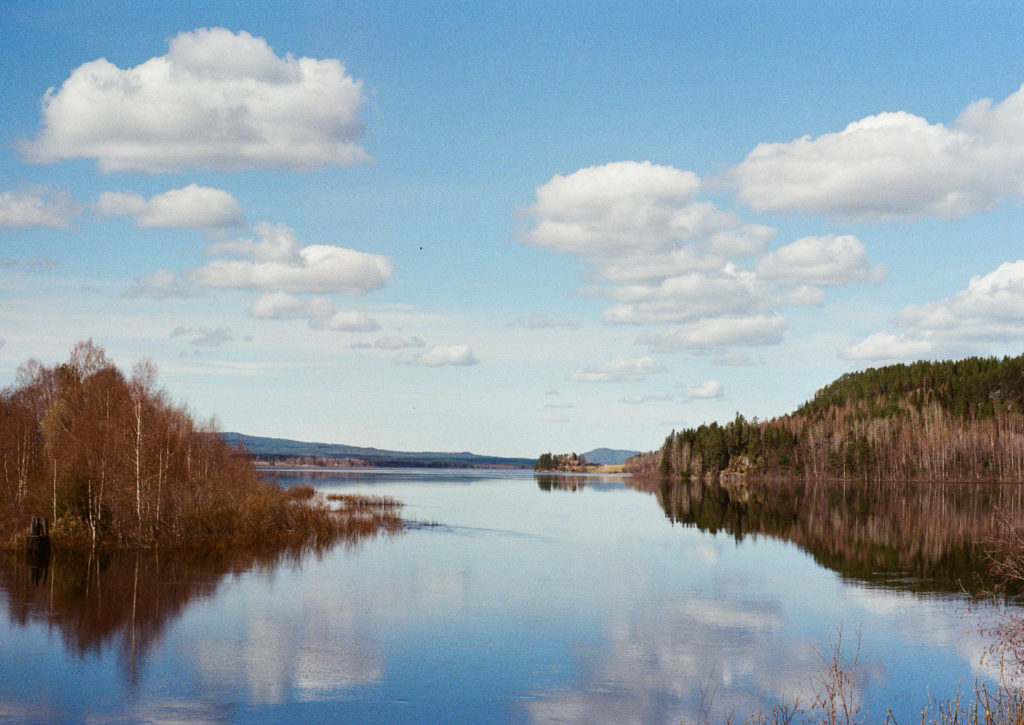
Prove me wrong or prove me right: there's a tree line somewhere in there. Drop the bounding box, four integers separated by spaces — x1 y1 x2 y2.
634 354 1024 482
0 341 396 550
534 451 588 471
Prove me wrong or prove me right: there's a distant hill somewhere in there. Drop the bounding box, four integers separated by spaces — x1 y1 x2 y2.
637 354 1024 482
582 448 642 465
223 432 534 469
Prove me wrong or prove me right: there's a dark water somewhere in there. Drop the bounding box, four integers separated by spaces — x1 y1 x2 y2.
0 469 1020 723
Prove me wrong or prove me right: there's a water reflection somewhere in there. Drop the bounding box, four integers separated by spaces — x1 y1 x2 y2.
633 475 1024 594
0 538 378 681
0 470 1016 723
535 474 625 492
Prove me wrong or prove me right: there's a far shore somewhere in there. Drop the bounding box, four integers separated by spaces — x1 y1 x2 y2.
257 462 629 474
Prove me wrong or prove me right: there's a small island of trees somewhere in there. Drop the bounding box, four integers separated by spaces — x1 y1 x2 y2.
0 341 400 551
533 452 588 471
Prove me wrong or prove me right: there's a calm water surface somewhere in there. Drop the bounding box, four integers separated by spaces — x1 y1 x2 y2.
0 469 1020 723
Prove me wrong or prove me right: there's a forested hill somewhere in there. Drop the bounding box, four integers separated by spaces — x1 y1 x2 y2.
797 356 1024 420
636 354 1024 482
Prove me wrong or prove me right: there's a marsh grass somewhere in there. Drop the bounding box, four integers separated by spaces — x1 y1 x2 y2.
326 493 402 509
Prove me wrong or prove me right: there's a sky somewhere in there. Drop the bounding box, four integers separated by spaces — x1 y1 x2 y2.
3 2 1024 458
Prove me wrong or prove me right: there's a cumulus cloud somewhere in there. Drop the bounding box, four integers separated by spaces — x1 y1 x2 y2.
840 332 939 362
0 189 80 228
98 184 244 228
249 292 380 332
525 161 716 255
776 285 826 307
568 356 666 383
315 309 379 332
684 380 724 399
124 269 199 299
406 344 478 367
842 260 1024 361
21 27 368 172
189 222 392 295
725 84 1024 220
755 235 883 287
523 161 881 355
249 291 309 319
644 314 787 352
602 265 767 325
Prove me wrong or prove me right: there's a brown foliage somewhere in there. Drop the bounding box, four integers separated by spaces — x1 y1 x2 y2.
0 341 401 551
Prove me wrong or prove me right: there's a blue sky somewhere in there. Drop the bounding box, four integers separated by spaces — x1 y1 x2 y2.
4 2 1024 457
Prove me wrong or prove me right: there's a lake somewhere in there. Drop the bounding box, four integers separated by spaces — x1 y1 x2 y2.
1 469 1021 723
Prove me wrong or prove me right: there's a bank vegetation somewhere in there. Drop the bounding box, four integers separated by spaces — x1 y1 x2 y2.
0 341 402 551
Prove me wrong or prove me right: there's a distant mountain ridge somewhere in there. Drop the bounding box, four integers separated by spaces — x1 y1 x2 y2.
581 448 642 465
223 432 534 468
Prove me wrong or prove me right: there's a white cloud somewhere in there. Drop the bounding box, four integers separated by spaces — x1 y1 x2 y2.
205 221 300 262
124 268 199 299
725 84 1024 220
249 292 380 332
249 291 309 319
899 260 1024 334
21 27 368 172
776 285 826 307
523 161 879 354
684 379 724 399
645 314 787 351
755 235 883 287
406 344 479 367
0 189 80 228
98 184 244 228
568 356 666 383
317 309 379 332
842 260 1024 361
524 160 731 257
840 331 939 362
602 266 767 325
189 222 392 295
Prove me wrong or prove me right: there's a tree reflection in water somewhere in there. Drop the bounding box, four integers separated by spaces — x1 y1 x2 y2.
631 475 1024 595
0 530 392 682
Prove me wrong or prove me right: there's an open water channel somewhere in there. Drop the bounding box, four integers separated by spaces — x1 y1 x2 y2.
1 468 1022 723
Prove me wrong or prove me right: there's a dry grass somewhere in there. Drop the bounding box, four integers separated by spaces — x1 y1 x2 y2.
325 493 402 509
